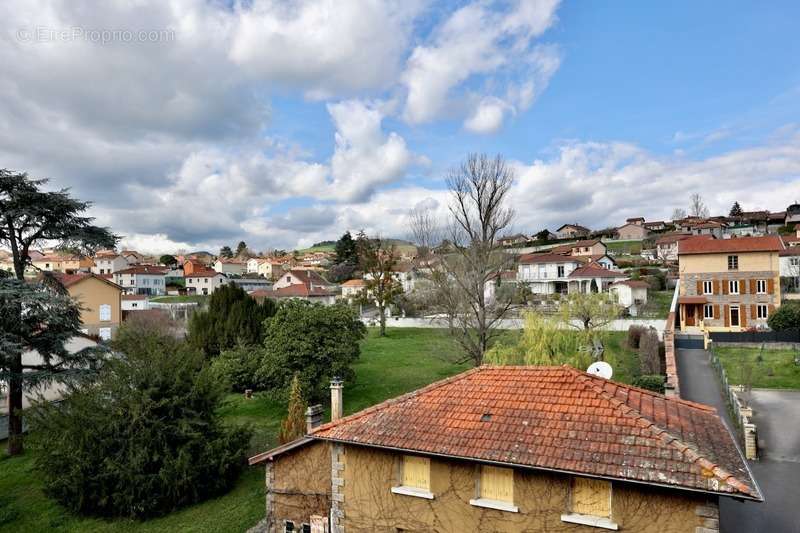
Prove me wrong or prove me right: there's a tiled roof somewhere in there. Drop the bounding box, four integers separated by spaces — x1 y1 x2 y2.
272 284 334 297
568 265 627 278
573 238 603 247
312 366 761 500
286 269 330 286
115 265 168 275
678 235 784 255
611 280 650 289
556 223 590 232
655 233 694 246
779 247 800 256
518 253 581 265
56 273 122 290
186 270 224 278
342 279 367 287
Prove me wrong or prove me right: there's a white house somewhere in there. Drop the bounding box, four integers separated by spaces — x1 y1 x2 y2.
779 247 800 298
273 269 334 291
341 279 366 300
91 252 130 275
246 257 264 273
609 280 650 312
112 265 167 296
517 254 615 295
213 258 246 275
186 271 229 295
121 294 150 311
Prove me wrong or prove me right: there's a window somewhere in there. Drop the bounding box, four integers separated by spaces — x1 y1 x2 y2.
98 327 112 341
469 465 517 512
391 455 433 499
729 280 739 295
561 477 617 530
283 521 294 532
756 279 767 294
704 304 714 320
99 304 111 322
703 281 713 295
727 255 739 270
757 305 768 319
557 265 565 278
792 258 800 267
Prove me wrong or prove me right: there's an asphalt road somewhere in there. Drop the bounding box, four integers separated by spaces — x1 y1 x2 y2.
676 348 800 533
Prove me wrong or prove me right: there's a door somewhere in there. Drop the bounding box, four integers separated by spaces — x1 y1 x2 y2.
730 305 740 327
684 305 695 326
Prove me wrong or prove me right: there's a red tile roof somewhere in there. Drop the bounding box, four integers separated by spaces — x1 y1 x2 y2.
779 247 800 256
271 284 335 298
568 264 628 278
186 270 224 278
56 273 122 290
519 253 581 265
115 265 168 275
342 279 367 287
611 280 650 289
678 235 784 255
655 233 694 246
311 366 760 500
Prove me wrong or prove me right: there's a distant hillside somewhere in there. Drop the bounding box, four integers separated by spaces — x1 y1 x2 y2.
294 238 416 255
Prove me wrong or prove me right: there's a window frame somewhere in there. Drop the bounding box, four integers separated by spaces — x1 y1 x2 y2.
561 476 618 531
703 304 714 320
703 280 713 295
757 304 768 319
727 255 739 270
729 280 740 295
99 304 112 322
390 455 434 500
756 279 767 294
469 465 518 513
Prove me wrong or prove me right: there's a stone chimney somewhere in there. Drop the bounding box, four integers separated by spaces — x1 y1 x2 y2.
305 404 323 434
330 377 343 422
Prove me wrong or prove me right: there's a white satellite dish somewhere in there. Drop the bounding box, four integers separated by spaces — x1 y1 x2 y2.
586 361 613 380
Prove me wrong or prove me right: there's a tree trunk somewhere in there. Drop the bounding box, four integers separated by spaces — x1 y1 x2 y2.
378 301 387 337
6 356 24 456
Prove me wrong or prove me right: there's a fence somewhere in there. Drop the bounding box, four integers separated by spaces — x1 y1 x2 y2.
708 344 758 459
709 328 800 344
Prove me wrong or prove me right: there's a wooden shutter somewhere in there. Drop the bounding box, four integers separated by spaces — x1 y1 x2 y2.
714 305 720 319
480 466 514 503
571 477 611 518
741 307 747 328
749 279 756 294
751 305 757 320
724 305 730 327
722 281 728 295
402 456 430 490
741 280 748 294
768 278 775 294
714 279 721 295
696 280 702 295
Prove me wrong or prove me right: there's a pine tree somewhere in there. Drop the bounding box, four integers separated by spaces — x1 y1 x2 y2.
334 231 358 265
729 201 744 217
235 240 248 257
278 375 307 444
219 245 233 259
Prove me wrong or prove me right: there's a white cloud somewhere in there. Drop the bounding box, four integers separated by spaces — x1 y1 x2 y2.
464 97 510 134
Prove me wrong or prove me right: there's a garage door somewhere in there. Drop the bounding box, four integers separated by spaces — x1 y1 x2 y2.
675 334 704 349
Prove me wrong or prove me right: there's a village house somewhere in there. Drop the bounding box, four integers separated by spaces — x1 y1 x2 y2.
782 227 800 247
677 235 783 332
256 259 287 280
779 247 800 299
249 366 760 533
615 222 650 240
549 238 608 257
213 258 247 276
183 259 212 276
121 294 150 311
655 233 695 261
554 223 591 240
267 269 338 304
58 273 123 340
517 253 621 295
690 220 726 239
32 254 93 274
120 250 143 265
113 265 167 296
499 233 529 247
185 270 229 295
785 202 800 226
341 278 366 300
247 257 265 274
91 250 131 275
609 279 650 314
643 220 667 231
625 216 645 225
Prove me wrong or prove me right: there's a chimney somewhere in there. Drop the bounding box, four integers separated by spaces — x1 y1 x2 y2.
306 404 323 433
330 377 343 422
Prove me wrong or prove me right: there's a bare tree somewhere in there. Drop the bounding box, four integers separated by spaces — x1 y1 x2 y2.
689 193 709 218
671 208 687 221
421 154 517 365
408 203 441 267
356 232 404 337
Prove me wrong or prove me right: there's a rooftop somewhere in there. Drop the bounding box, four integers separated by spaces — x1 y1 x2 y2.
678 235 784 255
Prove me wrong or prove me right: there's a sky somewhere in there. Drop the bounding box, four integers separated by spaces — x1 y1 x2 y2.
1 0 799 254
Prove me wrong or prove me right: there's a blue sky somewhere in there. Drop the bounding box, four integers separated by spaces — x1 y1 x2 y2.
1 1 799 252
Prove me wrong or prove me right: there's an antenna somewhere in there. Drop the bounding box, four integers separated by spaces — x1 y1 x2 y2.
586 361 613 380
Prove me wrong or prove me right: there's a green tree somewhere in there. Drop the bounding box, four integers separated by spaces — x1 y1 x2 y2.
278 375 307 444
257 300 365 401
334 231 358 265
535 229 551 241
187 284 276 357
356 231 404 337
729 201 744 217
0 169 116 455
209 344 264 392
235 240 248 257
159 254 177 266
219 245 233 259
28 331 251 519
767 301 800 331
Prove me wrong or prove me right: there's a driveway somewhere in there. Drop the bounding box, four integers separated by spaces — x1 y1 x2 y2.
676 348 800 533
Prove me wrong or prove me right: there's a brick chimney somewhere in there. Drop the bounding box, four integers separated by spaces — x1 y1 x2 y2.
330 377 343 422
305 404 323 433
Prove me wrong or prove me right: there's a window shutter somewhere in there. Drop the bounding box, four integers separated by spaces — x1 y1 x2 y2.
722 281 728 295
749 279 756 294
571 477 611 518
99 304 111 322
741 308 747 328
768 278 774 294
724 305 729 327
696 280 702 295
741 280 748 294
402 456 430 491
480 466 514 503
751 305 756 319
714 305 720 319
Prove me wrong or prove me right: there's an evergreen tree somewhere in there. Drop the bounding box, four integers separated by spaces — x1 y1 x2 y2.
219 246 233 259
729 201 744 217
278 375 307 444
0 169 116 455
334 231 358 265
235 240 248 257
159 254 177 266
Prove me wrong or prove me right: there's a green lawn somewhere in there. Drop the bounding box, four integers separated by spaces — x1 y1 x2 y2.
715 345 800 389
149 295 208 304
605 240 643 255
640 290 673 318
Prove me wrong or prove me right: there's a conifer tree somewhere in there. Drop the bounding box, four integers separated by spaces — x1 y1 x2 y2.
278 375 307 444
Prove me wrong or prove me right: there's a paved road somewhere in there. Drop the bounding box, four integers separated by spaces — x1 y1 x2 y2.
676 348 800 533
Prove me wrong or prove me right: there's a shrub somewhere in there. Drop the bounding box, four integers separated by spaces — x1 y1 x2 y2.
767 301 800 331
210 344 264 392
639 328 662 375
633 374 665 393
278 375 307 444
627 325 647 349
28 336 251 519
257 300 366 402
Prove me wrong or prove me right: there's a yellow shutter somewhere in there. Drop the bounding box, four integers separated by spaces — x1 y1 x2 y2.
402 455 430 490
571 477 611 517
480 466 514 503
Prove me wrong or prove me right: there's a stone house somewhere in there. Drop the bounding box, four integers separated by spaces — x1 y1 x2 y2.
616 223 650 241
555 223 591 240
249 366 761 533
677 235 783 332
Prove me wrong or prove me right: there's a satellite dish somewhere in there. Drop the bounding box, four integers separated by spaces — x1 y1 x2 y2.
587 361 613 380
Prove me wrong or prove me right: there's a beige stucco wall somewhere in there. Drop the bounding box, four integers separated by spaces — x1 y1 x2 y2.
67 277 122 334
680 251 779 274
268 441 331 532
340 445 713 533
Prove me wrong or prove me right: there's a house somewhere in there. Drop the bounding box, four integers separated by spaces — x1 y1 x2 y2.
113 265 167 296
213 258 247 275
567 264 629 293
677 235 783 332
643 221 667 231
671 216 704 232
779 247 800 299
273 269 335 291
625 216 645 225
609 279 650 314
785 202 800 226
655 233 695 261
268 284 338 305
91 251 131 275
185 270 229 295
59 273 123 340
230 276 273 293
120 250 143 264
517 254 621 294
247 257 265 274
615 223 650 241
690 220 726 239
257 259 286 280
341 279 366 300
183 259 211 276
782 227 800 247
249 366 760 533
499 233 529 247
563 238 607 257
121 294 150 311
32 254 93 274
554 223 590 239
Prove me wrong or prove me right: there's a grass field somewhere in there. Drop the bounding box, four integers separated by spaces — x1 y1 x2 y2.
149 295 208 304
715 345 800 389
605 240 643 255
640 290 673 318
0 327 644 532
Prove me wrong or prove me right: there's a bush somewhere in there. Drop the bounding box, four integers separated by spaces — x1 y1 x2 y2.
28 335 251 519
210 344 264 392
767 301 800 331
639 328 662 375
627 325 647 349
257 300 366 402
633 374 665 393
